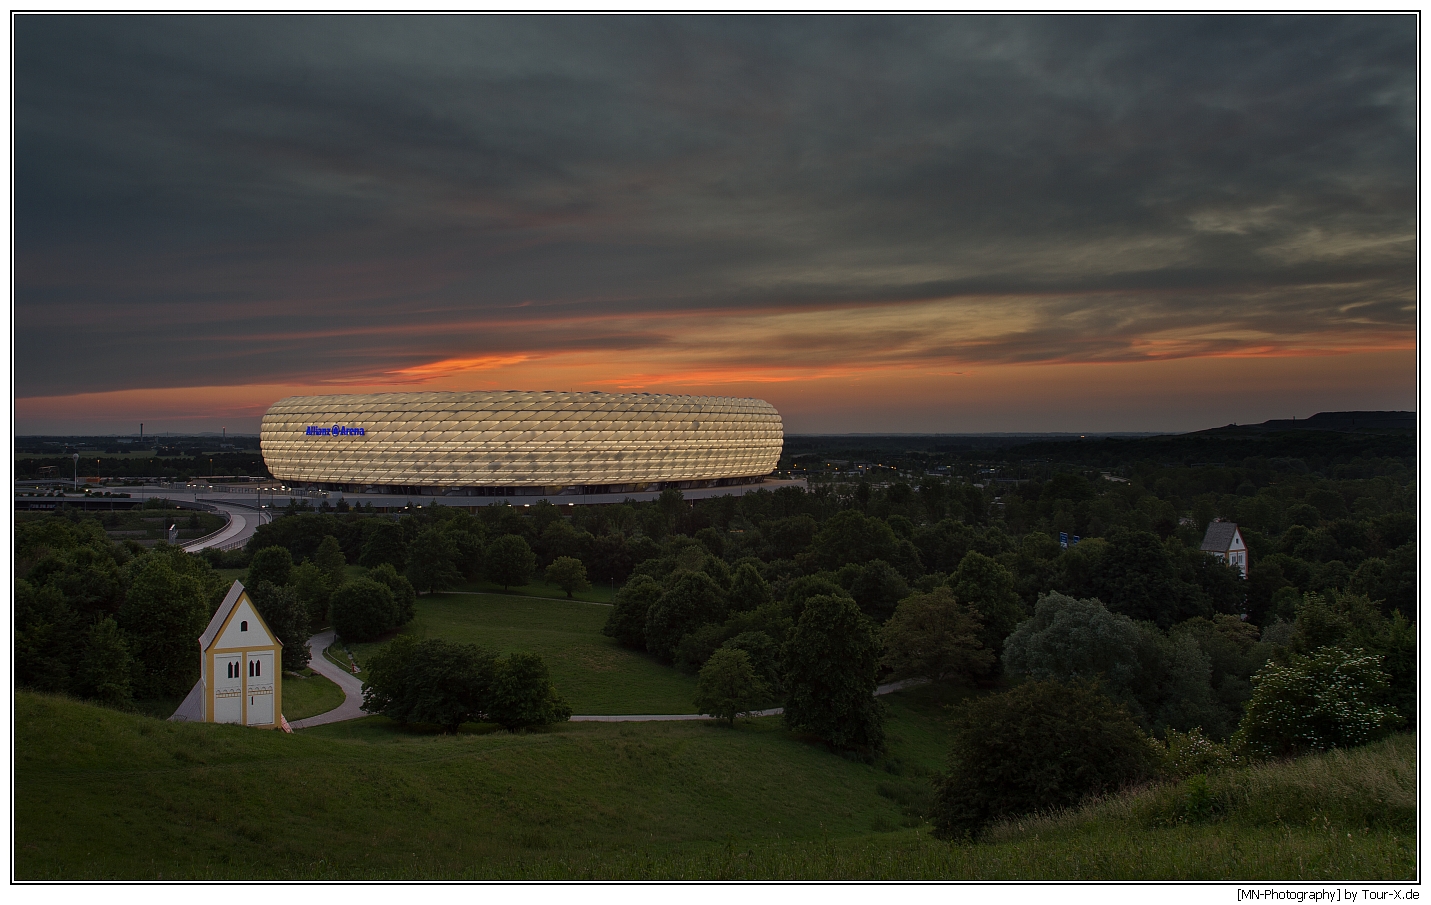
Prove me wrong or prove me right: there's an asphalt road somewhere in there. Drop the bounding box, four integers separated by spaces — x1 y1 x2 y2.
181 500 272 553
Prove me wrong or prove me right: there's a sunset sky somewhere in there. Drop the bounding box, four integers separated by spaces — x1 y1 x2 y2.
14 15 1416 435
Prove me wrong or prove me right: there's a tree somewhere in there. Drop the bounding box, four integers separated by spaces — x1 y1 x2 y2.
368 562 418 627
16 579 78 694
782 593 885 754
720 631 783 696
727 562 771 613
694 648 770 726
246 545 293 589
329 578 397 642
603 574 662 649
1084 529 1201 628
361 635 497 733
442 525 486 581
780 573 849 624
1003 591 1143 694
586 533 634 583
118 555 209 699
314 535 349 588
644 570 723 663
950 551 1025 658
931 680 1157 839
247 580 312 671
810 509 898 571
290 561 334 626
545 556 591 598
406 527 462 594
486 534 537 591
1002 591 1222 735
1234 646 1401 759
359 520 407 569
881 587 993 685
73 616 133 708
846 559 909 623
488 652 572 731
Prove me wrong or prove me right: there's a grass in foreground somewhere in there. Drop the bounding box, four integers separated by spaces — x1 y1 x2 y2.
14 693 1413 880
346 593 697 714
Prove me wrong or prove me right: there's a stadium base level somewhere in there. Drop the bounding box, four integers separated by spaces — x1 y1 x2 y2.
256 478 808 512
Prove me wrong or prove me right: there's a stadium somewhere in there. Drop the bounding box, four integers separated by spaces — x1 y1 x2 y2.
259 391 784 497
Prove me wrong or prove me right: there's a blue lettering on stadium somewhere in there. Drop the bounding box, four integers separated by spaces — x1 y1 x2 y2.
305 425 366 436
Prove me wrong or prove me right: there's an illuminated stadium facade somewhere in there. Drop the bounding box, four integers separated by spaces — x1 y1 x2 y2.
260 391 784 496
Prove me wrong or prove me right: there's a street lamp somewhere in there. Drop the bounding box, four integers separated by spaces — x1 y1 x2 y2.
72 453 79 492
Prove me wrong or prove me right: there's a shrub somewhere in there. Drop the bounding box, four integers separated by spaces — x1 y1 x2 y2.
1160 727 1237 779
694 648 770 726
488 652 572 731
329 578 397 642
362 635 497 732
1233 646 1401 759
931 679 1158 839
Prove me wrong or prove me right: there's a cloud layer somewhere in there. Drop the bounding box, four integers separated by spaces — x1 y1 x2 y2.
14 15 1416 431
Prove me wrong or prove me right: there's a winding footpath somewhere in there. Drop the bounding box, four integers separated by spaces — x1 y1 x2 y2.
288 630 368 729
286 627 927 729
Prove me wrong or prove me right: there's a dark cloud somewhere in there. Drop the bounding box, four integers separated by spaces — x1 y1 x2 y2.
15 14 1415 398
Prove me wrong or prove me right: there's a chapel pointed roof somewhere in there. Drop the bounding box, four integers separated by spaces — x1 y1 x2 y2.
1200 520 1241 553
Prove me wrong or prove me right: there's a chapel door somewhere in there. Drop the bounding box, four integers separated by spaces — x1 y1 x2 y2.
214 655 243 724
245 651 275 726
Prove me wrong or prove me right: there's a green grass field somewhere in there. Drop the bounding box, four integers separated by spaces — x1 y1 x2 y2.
282 669 346 721
454 576 618 604
347 593 697 714
14 692 1414 880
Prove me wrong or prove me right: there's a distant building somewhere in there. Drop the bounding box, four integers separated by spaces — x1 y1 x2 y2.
1201 520 1248 579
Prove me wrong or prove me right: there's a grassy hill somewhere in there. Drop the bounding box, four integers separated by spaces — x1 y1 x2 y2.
14 692 1414 880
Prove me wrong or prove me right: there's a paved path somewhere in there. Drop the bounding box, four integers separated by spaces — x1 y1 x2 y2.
288 630 368 729
180 501 272 553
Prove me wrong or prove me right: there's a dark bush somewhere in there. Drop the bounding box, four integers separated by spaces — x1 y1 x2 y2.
603 574 662 649
488 651 572 731
329 578 397 642
361 635 497 732
932 679 1158 839
368 563 417 627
